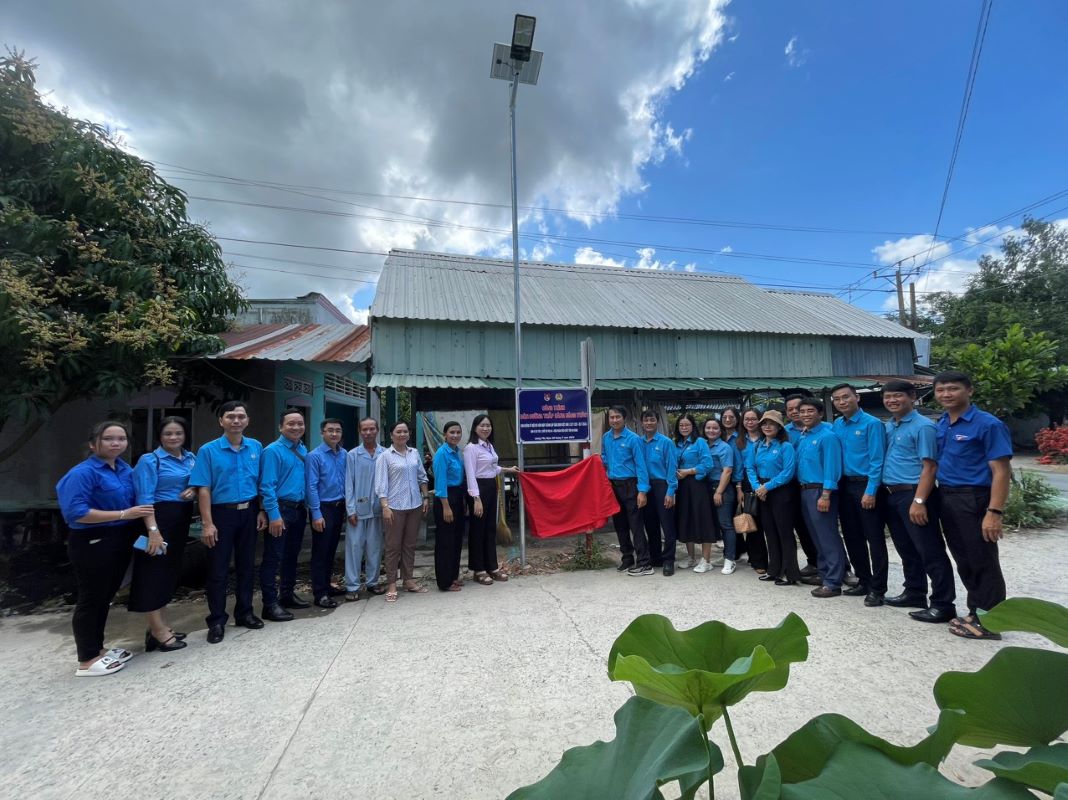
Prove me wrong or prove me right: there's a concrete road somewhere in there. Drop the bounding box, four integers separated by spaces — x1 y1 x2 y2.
2 527 1065 800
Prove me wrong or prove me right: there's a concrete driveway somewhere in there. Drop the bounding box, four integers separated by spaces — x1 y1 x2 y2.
2 526 1065 800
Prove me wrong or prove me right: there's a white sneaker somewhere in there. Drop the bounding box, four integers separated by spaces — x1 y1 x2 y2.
682 557 697 569
693 559 711 573
721 559 737 575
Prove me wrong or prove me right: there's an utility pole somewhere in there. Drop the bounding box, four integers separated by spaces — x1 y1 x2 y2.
909 282 918 330
895 267 907 327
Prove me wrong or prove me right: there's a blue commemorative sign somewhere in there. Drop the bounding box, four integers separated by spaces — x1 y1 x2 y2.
517 388 591 444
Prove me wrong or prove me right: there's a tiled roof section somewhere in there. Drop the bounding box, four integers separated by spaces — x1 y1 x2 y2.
372 249 918 339
213 324 370 364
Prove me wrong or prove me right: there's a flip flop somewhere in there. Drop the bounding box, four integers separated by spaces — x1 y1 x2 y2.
105 648 134 663
385 591 398 603
75 655 125 677
405 585 428 594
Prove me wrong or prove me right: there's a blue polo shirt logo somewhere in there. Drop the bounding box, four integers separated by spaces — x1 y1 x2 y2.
954 434 970 441
854 430 863 437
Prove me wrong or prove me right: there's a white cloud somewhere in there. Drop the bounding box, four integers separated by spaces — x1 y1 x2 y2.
574 246 625 268
872 234 952 268
683 263 697 273
784 36 809 68
720 245 733 253
7 0 729 305
336 294 370 325
724 71 735 82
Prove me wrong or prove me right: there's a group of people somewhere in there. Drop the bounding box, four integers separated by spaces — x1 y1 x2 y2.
56 404 516 677
600 371 1012 641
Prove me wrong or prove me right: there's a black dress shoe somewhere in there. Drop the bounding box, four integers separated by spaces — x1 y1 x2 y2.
909 607 956 623
207 625 225 644
885 592 928 609
842 585 869 597
758 573 778 582
799 564 818 578
173 631 187 640
775 578 798 586
616 559 635 572
800 575 822 586
262 604 294 622
864 593 885 607
236 614 264 629
662 564 675 576
327 586 347 597
280 593 311 610
146 632 187 652
314 595 338 609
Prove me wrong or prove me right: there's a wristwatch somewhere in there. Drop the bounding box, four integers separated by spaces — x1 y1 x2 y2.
148 525 159 531
987 508 1004 516
912 498 925 505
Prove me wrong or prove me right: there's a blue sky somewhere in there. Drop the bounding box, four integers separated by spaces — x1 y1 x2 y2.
6 0 1067 321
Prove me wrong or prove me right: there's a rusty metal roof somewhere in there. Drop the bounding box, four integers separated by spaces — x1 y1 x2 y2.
212 324 370 364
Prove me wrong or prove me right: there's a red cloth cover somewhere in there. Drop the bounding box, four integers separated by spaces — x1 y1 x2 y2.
518 456 620 539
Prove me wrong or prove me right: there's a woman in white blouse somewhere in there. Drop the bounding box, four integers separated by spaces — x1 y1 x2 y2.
374 420 429 603
463 414 519 585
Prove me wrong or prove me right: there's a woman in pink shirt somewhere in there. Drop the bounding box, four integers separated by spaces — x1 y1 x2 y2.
463 414 519 585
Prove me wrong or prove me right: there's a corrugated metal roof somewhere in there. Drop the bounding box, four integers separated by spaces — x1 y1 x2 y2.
213 324 370 364
767 291 930 341
371 249 917 339
368 374 880 391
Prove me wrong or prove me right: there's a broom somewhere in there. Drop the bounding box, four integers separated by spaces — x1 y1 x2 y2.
496 473 513 545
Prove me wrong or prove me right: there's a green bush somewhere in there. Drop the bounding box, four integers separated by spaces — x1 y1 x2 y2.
1004 470 1066 529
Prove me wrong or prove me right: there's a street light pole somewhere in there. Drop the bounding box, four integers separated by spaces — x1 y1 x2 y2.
490 15 542 569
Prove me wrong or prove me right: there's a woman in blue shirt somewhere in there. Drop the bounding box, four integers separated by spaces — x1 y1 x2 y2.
673 413 716 572
720 407 741 446
56 421 154 677
703 418 739 575
746 410 802 587
735 408 769 576
432 421 467 592
130 416 197 653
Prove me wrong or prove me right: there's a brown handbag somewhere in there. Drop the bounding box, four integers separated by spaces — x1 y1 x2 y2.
733 511 757 535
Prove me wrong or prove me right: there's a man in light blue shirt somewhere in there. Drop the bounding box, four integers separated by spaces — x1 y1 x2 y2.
639 410 678 576
345 417 386 597
600 406 651 576
880 380 956 623
831 383 888 606
258 408 309 621
784 394 820 574
796 398 846 596
306 418 347 608
189 400 266 643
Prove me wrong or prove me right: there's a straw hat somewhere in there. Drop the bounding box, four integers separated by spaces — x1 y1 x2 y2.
758 409 785 428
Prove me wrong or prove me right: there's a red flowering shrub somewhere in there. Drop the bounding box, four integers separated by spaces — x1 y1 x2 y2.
1035 426 1068 464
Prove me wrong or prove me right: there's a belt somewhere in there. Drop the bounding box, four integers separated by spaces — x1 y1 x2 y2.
939 485 989 494
215 499 257 510
884 484 918 494
799 483 823 490
278 499 305 509
842 476 867 484
319 499 346 508
610 478 635 485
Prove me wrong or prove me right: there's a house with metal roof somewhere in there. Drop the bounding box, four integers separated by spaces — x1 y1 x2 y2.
369 249 928 410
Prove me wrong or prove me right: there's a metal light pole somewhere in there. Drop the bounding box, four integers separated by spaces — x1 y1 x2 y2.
491 15 542 568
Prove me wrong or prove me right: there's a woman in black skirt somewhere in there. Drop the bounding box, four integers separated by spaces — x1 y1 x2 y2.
57 421 155 676
673 413 716 573
432 421 467 591
130 416 197 652
462 414 519 585
736 408 770 576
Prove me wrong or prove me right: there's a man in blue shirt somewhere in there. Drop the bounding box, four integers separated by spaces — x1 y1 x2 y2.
306 418 348 608
796 398 846 597
639 410 679 575
189 400 267 643
258 408 310 621
345 417 387 598
934 371 1013 640
879 380 957 623
600 406 651 575
784 394 820 576
831 383 889 607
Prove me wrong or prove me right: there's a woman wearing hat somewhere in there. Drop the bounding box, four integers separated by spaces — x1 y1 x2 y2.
746 410 802 586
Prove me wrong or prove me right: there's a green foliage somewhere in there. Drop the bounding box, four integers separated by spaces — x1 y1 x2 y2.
779 742 1034 799
979 596 1068 647
973 744 1068 796
514 597 1068 799
506 696 717 800
949 324 1068 417
0 52 245 455
607 613 810 729
561 534 612 570
1003 470 1066 529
